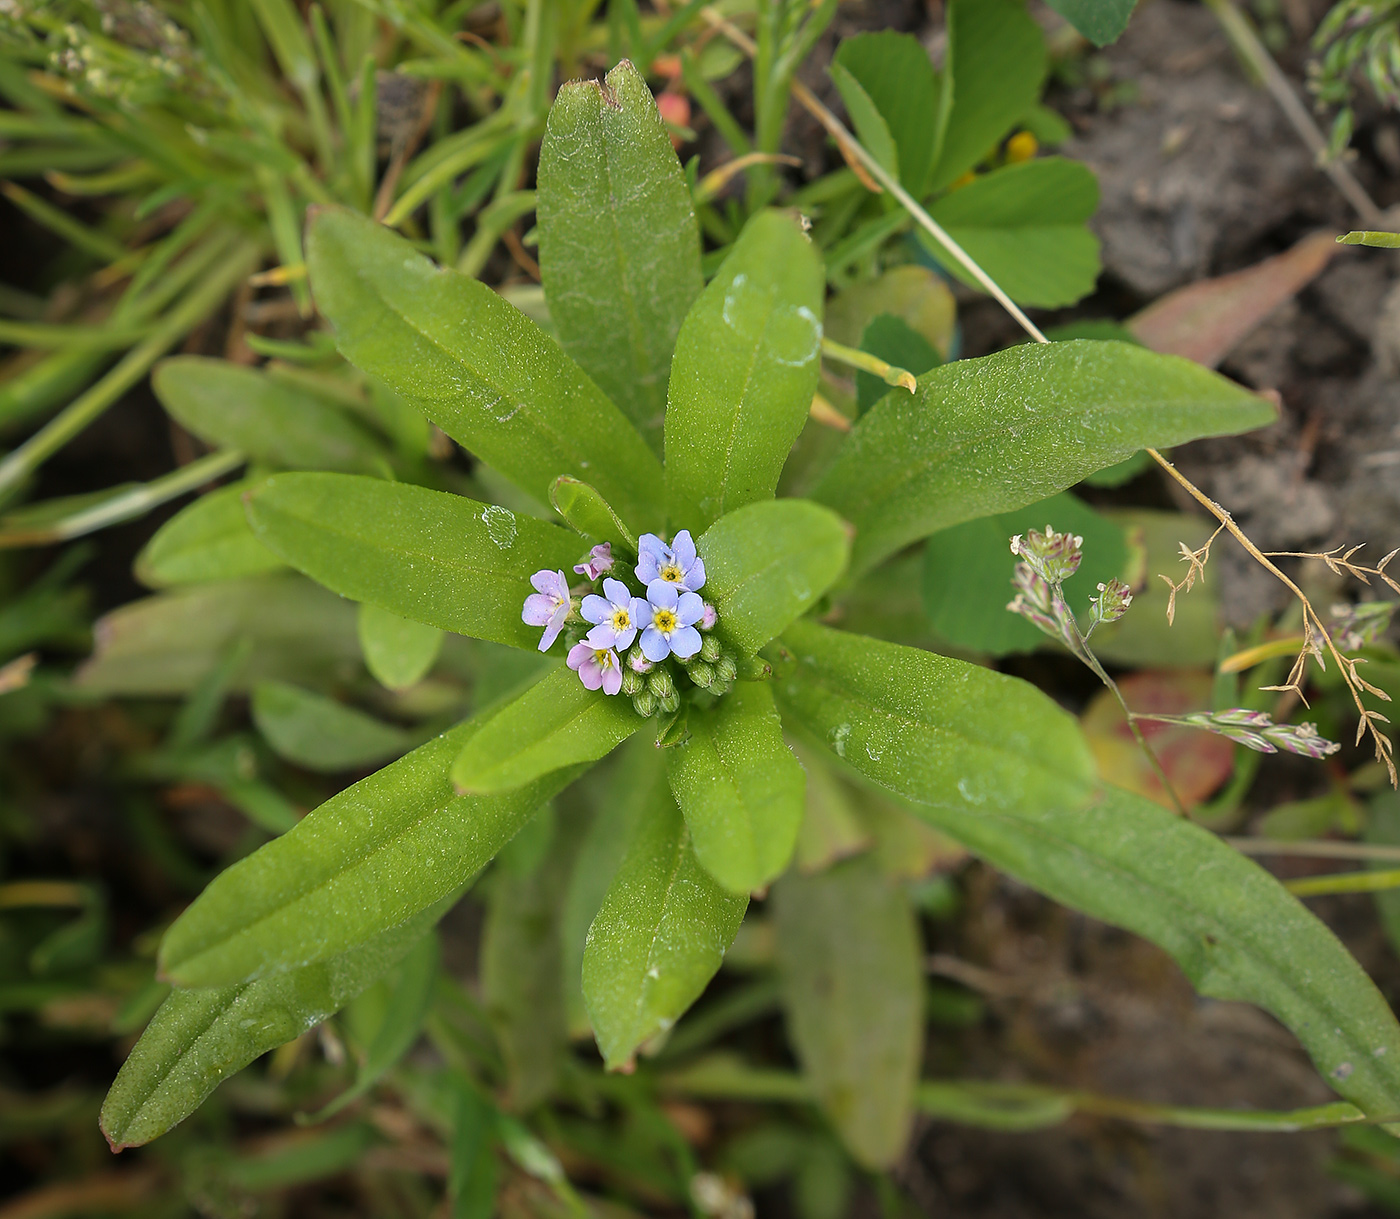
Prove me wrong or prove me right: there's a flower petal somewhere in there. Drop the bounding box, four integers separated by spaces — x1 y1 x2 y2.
669 625 702 660
522 593 556 626
581 594 610 624
613 623 637 650
676 591 705 627
647 580 679 610
602 578 631 607
567 641 594 670
683 556 705 591
602 661 623 696
585 623 620 648
578 658 604 690
641 626 671 662
671 530 696 567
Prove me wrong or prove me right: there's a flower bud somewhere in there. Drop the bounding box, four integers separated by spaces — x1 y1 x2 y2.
714 654 737 684
632 690 657 717
659 690 680 714
621 666 644 696
700 634 722 663
687 661 715 689
647 666 675 699
627 647 653 675
1010 525 1083 584
700 602 718 631
1090 578 1133 628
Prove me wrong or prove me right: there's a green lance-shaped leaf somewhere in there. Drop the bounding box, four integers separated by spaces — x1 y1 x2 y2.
773 855 924 1169
923 158 1101 309
358 603 444 691
251 680 416 772
537 59 703 452
668 682 805 894
778 628 1400 1119
451 666 642 795
154 357 389 474
812 340 1276 575
549 475 637 554
158 715 583 989
831 31 940 197
304 929 440 1123
306 206 663 531
135 482 284 588
773 621 1097 816
929 0 1047 193
665 210 825 532
102 902 441 1149
696 499 850 658
245 473 581 651
582 752 748 1069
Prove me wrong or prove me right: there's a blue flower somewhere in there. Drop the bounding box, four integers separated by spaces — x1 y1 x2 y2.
581 578 648 650
635 530 705 592
521 569 571 652
641 581 705 661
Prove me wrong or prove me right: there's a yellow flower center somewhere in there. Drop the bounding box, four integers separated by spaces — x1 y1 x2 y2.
653 609 677 633
594 649 613 666
659 563 684 583
611 608 631 630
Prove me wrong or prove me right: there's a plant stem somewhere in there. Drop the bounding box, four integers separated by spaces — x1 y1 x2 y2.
0 241 262 503
1228 837 1400 863
1286 868 1400 897
820 337 917 391
0 449 245 548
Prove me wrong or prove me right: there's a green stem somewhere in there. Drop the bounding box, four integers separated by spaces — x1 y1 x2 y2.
0 449 245 548
1227 837 1400 863
820 337 916 391
1286 868 1400 897
0 242 262 501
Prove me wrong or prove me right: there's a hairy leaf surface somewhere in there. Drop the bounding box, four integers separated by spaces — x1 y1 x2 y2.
697 500 850 657
537 60 702 451
450 666 642 794
668 683 805 894
781 626 1400 1117
103 905 441 1149
306 206 662 529
246 473 581 651
159 717 580 988
774 621 1097 815
583 752 747 1069
811 340 1275 573
665 211 824 531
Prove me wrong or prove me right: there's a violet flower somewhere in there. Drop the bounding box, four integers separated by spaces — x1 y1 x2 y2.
522 569 571 652
641 581 705 661
636 530 705 592
567 641 623 695
581 578 648 650
574 543 614 581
